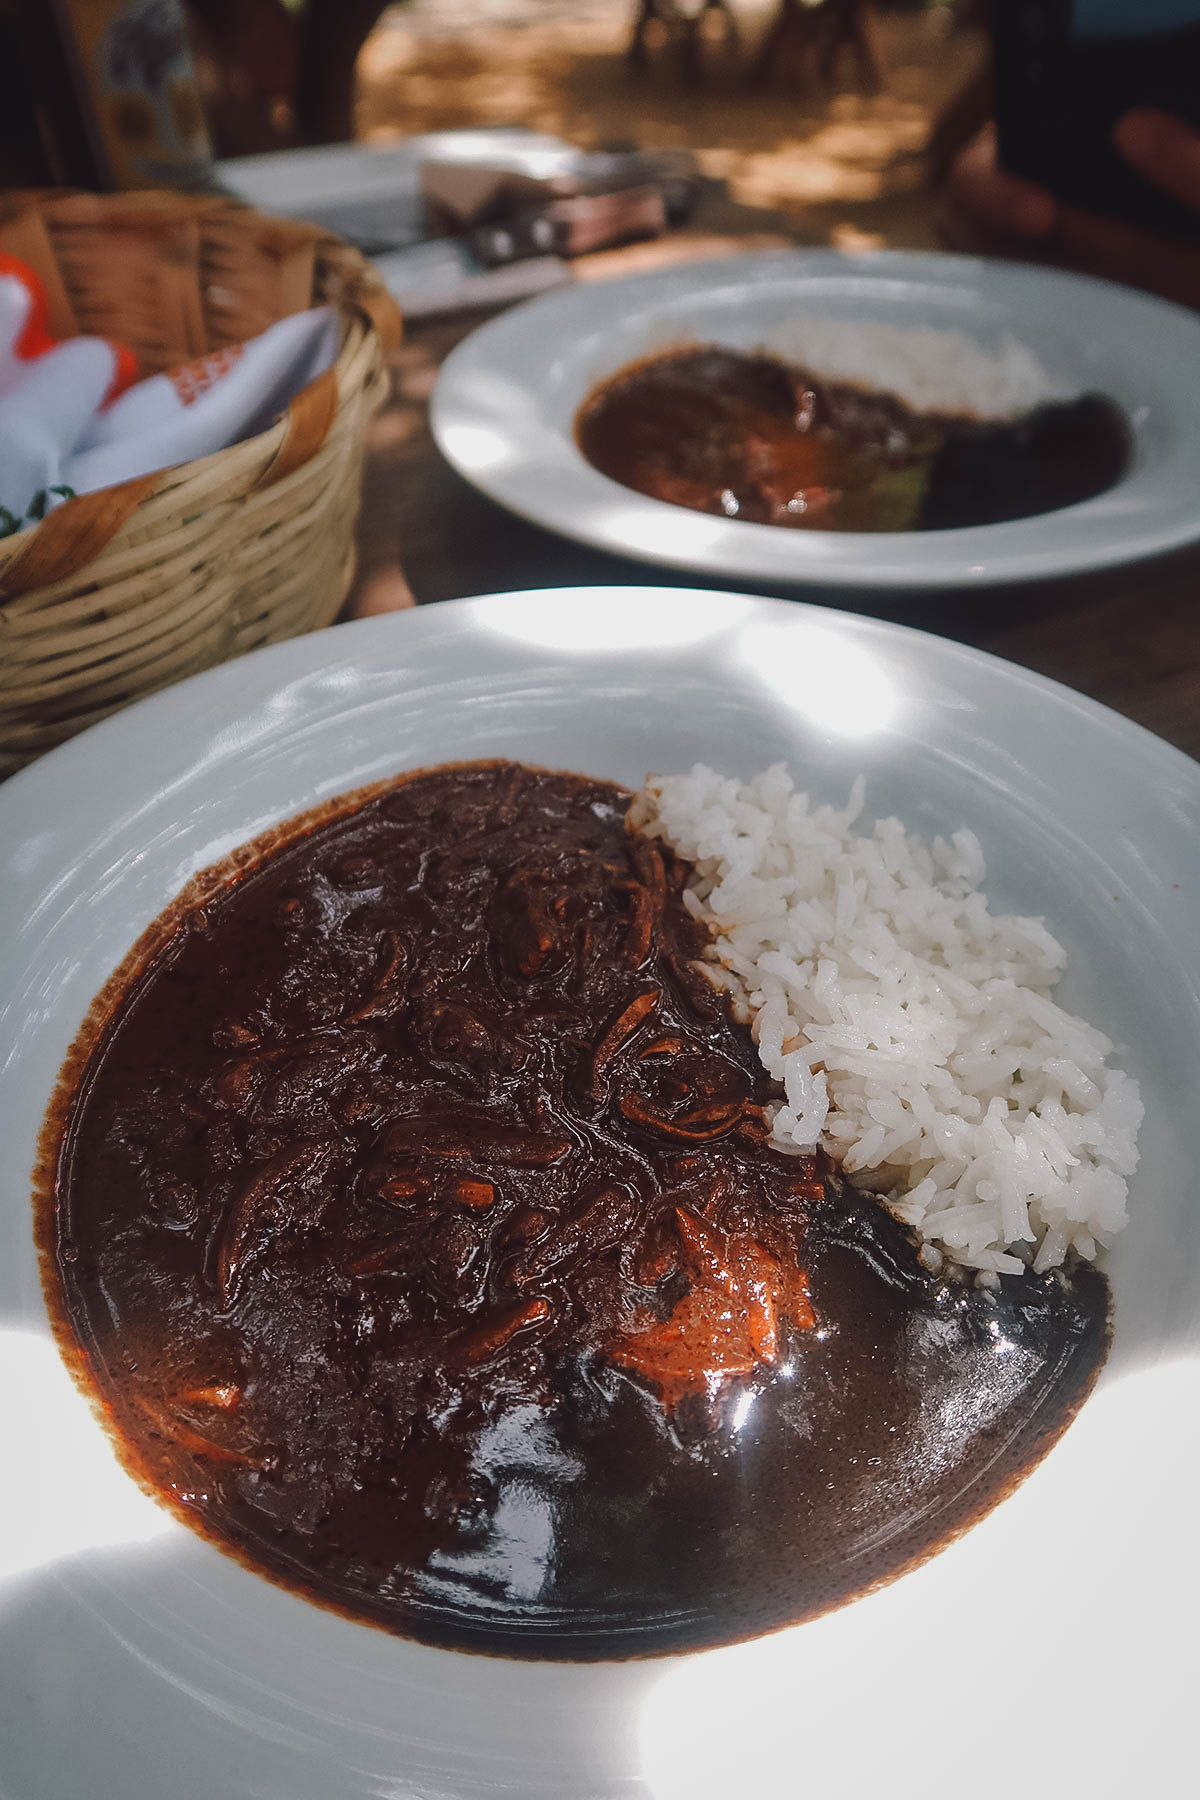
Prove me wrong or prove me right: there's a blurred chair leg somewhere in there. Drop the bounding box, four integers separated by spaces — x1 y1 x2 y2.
817 1 882 95
294 0 391 144
924 63 994 185
701 0 741 58
629 0 687 68
750 0 811 87
629 0 734 87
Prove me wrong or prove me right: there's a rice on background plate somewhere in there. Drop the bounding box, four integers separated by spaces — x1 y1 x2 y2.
631 764 1143 1282
762 318 1070 420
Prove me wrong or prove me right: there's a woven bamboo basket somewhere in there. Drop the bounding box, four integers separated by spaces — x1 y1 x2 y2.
0 189 402 778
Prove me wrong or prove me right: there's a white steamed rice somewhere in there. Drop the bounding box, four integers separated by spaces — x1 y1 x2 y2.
630 764 1142 1282
763 317 1070 419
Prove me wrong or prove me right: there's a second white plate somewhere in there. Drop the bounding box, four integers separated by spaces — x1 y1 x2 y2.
431 249 1200 591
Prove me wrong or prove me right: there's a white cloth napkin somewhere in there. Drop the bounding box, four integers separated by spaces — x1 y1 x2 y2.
0 255 339 535
0 256 130 532
66 309 340 494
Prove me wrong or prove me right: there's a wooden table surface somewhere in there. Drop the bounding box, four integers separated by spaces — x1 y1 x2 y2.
347 247 1200 765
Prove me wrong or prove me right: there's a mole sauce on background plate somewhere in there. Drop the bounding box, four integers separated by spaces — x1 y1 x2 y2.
46 762 1110 1658
575 345 1131 534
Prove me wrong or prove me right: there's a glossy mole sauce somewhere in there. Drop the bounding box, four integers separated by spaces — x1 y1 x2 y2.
46 761 1110 1658
575 345 1132 533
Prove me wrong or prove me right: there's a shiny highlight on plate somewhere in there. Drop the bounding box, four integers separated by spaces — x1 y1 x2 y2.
735 619 901 738
470 586 756 653
0 1329 174 1586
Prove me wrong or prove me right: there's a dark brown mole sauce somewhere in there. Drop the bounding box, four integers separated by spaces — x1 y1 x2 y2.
574 344 1131 532
50 761 1110 1659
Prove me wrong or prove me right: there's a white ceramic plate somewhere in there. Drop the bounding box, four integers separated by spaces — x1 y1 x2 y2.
431 249 1200 590
2 588 1198 1800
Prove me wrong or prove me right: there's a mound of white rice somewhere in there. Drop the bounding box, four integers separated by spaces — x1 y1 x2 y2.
631 764 1142 1282
764 318 1069 420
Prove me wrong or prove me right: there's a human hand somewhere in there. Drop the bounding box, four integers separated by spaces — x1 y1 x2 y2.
940 111 1200 311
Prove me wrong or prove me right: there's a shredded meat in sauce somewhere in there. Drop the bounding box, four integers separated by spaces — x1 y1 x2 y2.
48 762 1109 1656
575 345 1131 532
